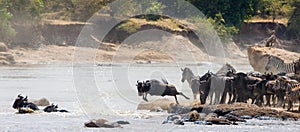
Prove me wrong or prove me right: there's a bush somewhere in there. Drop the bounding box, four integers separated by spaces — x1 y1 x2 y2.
0 6 15 43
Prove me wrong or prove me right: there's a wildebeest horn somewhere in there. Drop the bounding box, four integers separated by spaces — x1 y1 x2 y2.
181 68 184 71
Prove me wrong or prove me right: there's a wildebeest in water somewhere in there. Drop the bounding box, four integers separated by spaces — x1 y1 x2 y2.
12 94 39 113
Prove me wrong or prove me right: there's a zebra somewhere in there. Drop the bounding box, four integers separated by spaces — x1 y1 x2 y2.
265 56 295 74
283 85 300 111
273 77 300 107
274 77 300 91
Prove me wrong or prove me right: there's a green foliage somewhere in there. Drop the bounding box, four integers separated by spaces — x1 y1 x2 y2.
287 0 300 39
116 20 140 33
0 1 15 43
188 13 238 41
208 13 239 39
109 0 141 18
187 0 255 27
7 0 45 21
256 0 295 21
145 1 165 21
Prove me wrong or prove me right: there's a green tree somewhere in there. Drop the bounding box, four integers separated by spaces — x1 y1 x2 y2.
187 0 255 27
145 1 165 21
0 0 15 43
287 0 300 39
7 0 44 21
255 0 294 22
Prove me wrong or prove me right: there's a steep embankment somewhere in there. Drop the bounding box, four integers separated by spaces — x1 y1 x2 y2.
247 46 300 73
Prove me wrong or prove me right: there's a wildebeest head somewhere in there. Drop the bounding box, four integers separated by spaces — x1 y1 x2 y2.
44 103 58 112
200 71 212 83
136 80 144 96
12 94 26 109
226 69 236 77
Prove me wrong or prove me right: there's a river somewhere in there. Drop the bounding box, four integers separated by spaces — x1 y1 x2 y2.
1 62 300 131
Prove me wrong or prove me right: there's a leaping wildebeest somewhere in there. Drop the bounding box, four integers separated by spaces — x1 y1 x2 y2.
136 79 190 104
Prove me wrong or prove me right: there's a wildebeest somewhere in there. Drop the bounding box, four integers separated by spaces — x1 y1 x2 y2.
294 59 300 75
181 67 200 99
136 79 190 104
199 70 235 105
12 94 39 113
43 103 69 113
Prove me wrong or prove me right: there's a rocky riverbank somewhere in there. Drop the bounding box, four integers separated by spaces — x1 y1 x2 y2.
0 42 15 65
137 99 300 125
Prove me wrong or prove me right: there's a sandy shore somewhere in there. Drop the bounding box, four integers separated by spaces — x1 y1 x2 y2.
8 42 249 66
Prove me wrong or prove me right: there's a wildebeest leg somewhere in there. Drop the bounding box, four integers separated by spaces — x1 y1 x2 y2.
272 95 276 107
287 99 292 111
200 90 209 104
256 95 263 106
277 92 284 107
208 92 213 105
251 96 256 104
174 95 179 104
220 88 227 104
298 98 300 111
231 88 237 103
143 93 148 102
177 92 190 100
283 99 286 109
265 94 271 107
227 92 232 104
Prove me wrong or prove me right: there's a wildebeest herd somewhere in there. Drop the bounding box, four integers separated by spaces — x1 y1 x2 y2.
136 60 300 112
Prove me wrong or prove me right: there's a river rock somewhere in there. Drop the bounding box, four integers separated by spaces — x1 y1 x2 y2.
150 106 164 112
0 42 8 52
168 103 191 114
31 97 50 106
188 110 200 122
224 113 246 122
84 119 122 128
0 52 15 65
163 114 183 125
115 120 130 125
205 117 232 125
